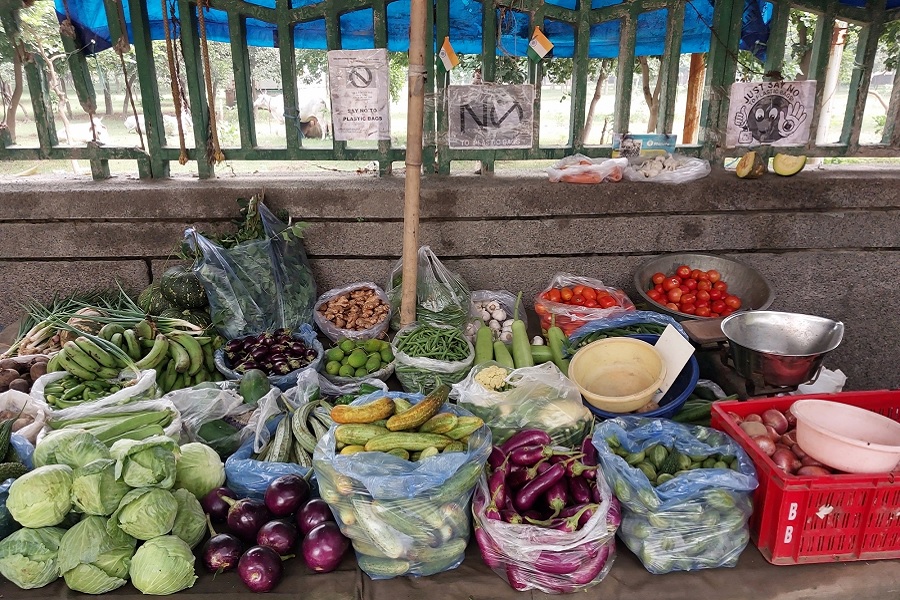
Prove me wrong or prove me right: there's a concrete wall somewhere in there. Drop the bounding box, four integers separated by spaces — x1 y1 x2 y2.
1 168 898 389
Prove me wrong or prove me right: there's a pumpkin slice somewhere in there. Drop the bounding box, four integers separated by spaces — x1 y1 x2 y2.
773 153 807 176
735 151 767 179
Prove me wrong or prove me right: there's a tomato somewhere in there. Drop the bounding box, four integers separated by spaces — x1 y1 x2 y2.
676 265 692 279
662 277 681 292
679 284 690 294
707 269 721 283
696 290 711 303
695 300 709 309
582 287 597 301
697 280 712 291
680 293 696 305
654 284 664 294
710 311 721 318
596 289 611 298
535 304 549 316
584 299 598 308
547 288 562 303
713 281 728 292
651 272 666 286
721 307 735 317
684 278 698 291
680 303 696 315
667 288 683 302
709 289 723 301
666 302 679 311
697 271 710 281
560 287 574 302
571 295 585 306
647 289 661 302
711 300 727 314
695 306 711 317
724 295 742 309
573 285 585 296
598 296 618 309
690 269 704 280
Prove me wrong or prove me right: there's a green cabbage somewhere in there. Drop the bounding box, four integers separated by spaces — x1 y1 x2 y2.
57 515 136 594
6 465 74 528
174 442 226 499
129 535 197 595
34 429 97 468
109 487 177 541
72 458 131 516
52 430 110 469
111 435 180 489
0 526 66 589
172 488 207 549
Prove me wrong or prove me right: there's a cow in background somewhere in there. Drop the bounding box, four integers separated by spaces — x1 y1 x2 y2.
125 113 194 138
253 91 331 139
56 116 109 145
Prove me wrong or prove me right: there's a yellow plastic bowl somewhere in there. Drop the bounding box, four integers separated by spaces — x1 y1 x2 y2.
568 337 667 413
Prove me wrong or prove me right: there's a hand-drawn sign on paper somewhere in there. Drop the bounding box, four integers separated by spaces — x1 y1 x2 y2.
327 49 390 141
448 85 534 149
726 80 816 147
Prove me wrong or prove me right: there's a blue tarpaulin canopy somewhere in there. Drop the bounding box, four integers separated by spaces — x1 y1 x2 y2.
55 0 788 59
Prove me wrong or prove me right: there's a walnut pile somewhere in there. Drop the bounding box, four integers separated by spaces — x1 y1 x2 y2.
318 288 390 331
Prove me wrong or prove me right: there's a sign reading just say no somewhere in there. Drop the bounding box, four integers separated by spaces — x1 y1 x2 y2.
448 85 534 149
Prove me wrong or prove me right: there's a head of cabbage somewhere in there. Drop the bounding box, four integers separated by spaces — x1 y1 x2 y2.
172 488 207 549
0 526 66 589
72 458 131 516
109 487 178 541
58 515 137 595
174 442 225 499
6 465 73 528
129 535 197 595
111 435 180 489
34 429 109 469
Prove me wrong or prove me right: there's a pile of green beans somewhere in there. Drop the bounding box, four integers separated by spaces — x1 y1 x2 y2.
572 323 668 349
394 324 471 361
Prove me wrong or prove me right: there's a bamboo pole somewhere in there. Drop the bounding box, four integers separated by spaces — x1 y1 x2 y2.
400 0 427 327
682 53 705 145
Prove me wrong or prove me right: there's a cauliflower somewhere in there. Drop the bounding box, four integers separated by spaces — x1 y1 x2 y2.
475 365 510 391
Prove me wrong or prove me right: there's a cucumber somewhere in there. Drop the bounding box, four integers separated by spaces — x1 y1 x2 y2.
335 424 390 446
352 499 409 559
473 324 494 365
492 341 514 369
407 537 467 563
356 555 411 578
530 344 553 363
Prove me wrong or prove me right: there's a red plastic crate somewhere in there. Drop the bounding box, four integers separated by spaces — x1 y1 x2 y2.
710 391 900 565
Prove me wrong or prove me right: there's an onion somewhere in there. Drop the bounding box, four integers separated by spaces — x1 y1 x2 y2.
726 411 743 425
762 409 789 435
771 448 801 474
785 407 798 428
765 425 780 440
796 466 830 477
774 443 792 454
801 455 826 468
780 430 798 447
791 443 807 459
752 435 776 457
744 414 763 423
740 421 768 439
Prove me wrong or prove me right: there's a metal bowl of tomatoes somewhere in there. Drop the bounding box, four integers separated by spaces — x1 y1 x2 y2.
633 253 774 321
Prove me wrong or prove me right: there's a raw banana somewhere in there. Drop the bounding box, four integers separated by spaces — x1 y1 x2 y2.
166 336 191 374
73 336 118 369
135 334 169 370
168 333 203 376
160 358 178 393
123 329 142 361
63 341 103 372
134 319 154 341
99 323 125 341
56 350 97 380
110 332 124 349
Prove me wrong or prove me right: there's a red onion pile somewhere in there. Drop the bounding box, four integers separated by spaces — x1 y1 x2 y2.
728 407 834 476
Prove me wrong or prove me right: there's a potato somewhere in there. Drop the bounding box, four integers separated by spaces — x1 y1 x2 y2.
0 369 19 388
31 356 50 364
30 362 47 381
8 379 29 393
0 359 18 372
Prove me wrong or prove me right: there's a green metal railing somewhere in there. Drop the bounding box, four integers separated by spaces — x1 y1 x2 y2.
0 0 897 179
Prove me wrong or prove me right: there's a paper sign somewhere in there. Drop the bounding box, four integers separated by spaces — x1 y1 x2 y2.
726 80 816 147
448 84 534 149
327 49 391 141
653 325 696 402
612 133 677 157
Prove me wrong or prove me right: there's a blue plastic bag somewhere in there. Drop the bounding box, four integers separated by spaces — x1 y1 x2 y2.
567 310 687 353
214 324 324 391
313 391 491 579
0 435 35 541
593 417 757 574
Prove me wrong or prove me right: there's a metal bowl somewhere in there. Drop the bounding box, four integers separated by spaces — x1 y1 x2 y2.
633 252 775 321
720 311 844 388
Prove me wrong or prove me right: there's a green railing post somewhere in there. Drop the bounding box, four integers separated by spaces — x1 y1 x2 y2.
804 8 836 149
372 0 392 175
179 0 215 178
763 0 789 78
840 4 885 150
884 69 900 147
434 0 450 174
129 0 170 177
421 0 436 175
23 53 56 154
613 12 637 136
658 2 685 135
570 15 591 150
699 0 741 160
229 12 258 148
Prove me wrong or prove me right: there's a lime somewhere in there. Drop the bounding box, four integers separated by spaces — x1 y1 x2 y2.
325 360 341 376
326 347 345 363
380 347 394 363
365 355 382 373
355 367 368 378
364 339 382 353
338 364 356 377
347 349 368 369
339 339 356 354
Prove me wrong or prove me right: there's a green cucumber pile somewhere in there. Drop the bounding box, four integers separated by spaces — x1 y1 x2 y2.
607 437 741 488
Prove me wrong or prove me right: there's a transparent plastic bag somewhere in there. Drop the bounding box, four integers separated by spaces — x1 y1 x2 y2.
250 369 320 453
593 417 757 574
31 368 160 409
387 246 471 330
463 290 528 343
567 310 687 353
0 390 51 445
312 391 490 579
546 155 628 184
472 467 619 594
313 283 392 342
185 201 317 340
165 382 257 458
317 374 388 398
213 324 324 391
391 323 474 394
623 154 711 184
534 273 635 336
451 362 592 448
44 397 183 441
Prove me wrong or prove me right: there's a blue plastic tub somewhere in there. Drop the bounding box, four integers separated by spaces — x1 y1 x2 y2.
583 334 699 420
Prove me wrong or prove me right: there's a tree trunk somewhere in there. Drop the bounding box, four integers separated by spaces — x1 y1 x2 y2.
123 69 136 114
581 68 609 143
5 51 24 142
797 21 812 80
682 53 706 144
638 56 663 133
59 75 73 119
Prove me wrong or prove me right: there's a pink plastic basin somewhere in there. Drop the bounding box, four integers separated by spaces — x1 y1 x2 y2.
791 399 900 474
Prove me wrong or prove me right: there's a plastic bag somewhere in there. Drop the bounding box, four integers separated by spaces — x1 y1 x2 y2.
313 282 392 342
547 155 628 184
185 201 317 340
165 383 257 457
471 467 619 594
567 310 687 353
790 366 847 395
623 154 711 184
318 374 388 399
214 324 324 391
463 290 528 343
534 273 635 336
451 362 592 448
312 391 490 579
0 390 51 445
391 322 474 394
387 246 471 330
44 397 183 441
250 369 320 453
593 417 757 574
31 368 159 409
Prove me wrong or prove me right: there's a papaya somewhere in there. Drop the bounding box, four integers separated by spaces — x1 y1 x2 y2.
773 153 807 176
735 151 767 179
239 369 271 406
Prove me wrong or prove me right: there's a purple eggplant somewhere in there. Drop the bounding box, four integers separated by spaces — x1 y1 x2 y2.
565 459 598 479
580 435 599 467
535 546 592 575
560 503 590 519
527 504 595 532
569 541 613 586
514 463 565 512
487 468 507 511
500 509 523 524
544 478 568 516
607 496 622 528
488 446 507 470
509 445 552 467
568 475 592 505
505 563 531 591
500 429 552 455
522 509 542 521
506 465 529 489
591 479 605 504
474 526 504 569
